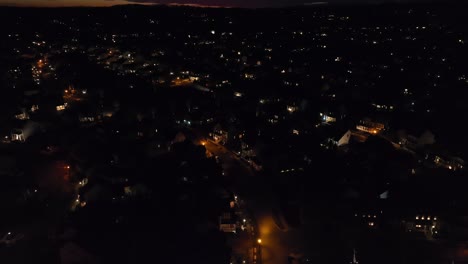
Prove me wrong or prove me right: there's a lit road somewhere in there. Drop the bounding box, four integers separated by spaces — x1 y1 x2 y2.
203 140 319 264
205 134 454 264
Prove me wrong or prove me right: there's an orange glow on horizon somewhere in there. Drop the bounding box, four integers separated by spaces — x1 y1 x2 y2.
0 0 154 7
0 1 232 8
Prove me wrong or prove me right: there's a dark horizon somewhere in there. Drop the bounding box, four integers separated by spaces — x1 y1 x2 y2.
0 0 467 9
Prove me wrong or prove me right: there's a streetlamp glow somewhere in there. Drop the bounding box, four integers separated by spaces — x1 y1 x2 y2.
257 239 262 244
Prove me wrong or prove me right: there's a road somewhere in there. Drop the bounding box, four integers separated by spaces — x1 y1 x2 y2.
202 136 458 264
204 140 318 264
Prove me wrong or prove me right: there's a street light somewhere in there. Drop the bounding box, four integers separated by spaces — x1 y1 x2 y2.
257 239 262 244
65 165 71 180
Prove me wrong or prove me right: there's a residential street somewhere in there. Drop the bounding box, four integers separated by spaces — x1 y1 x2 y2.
204 140 316 264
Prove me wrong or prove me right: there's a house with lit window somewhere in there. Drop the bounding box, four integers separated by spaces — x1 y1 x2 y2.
13 109 29 121
10 121 40 143
320 112 337 123
356 119 385 135
404 214 439 237
319 104 347 124
211 124 228 145
219 212 237 233
423 149 465 171
246 156 263 171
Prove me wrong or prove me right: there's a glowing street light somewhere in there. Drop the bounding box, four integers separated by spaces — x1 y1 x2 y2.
257 239 262 244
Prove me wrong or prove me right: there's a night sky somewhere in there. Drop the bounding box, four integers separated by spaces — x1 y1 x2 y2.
0 0 448 8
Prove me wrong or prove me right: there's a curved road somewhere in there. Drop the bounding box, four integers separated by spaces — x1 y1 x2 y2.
204 140 317 264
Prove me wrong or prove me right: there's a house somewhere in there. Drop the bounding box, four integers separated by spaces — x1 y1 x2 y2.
322 128 352 148
219 211 237 233
321 113 336 123
319 104 347 124
397 129 435 149
14 109 29 120
211 124 228 145
240 141 256 159
246 156 263 171
424 151 465 171
11 129 25 142
10 121 40 142
336 130 352 147
403 214 439 237
356 119 385 134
